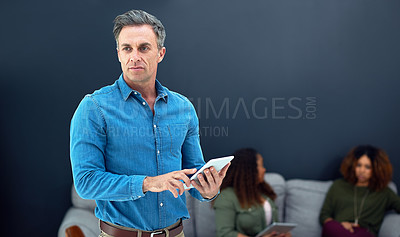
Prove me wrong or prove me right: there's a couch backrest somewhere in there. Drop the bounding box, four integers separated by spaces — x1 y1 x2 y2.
284 179 398 237
71 185 96 211
388 181 398 194
265 172 286 221
284 179 332 237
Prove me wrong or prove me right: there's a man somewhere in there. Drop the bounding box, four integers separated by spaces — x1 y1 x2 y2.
70 9 230 237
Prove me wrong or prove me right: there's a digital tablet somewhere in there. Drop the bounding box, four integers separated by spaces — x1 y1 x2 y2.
255 222 297 237
184 155 234 189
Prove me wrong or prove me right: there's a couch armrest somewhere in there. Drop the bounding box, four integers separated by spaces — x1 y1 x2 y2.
379 211 400 237
65 225 85 237
58 208 100 237
183 191 196 237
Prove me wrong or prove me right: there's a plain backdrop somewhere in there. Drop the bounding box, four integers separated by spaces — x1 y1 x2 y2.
1 0 399 236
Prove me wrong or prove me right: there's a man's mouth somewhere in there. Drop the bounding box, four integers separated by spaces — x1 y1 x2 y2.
128 63 145 69
129 66 144 70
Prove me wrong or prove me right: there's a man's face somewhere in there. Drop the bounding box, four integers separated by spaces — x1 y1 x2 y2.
117 25 166 86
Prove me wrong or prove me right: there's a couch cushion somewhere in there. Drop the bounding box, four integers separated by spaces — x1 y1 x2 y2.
285 179 332 237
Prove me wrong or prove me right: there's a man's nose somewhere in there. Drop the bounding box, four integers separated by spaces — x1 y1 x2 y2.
129 51 141 63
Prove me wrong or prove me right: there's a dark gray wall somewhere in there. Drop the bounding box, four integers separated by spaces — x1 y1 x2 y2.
1 0 399 236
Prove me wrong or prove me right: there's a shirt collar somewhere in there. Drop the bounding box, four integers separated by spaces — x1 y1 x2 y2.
155 79 168 102
117 74 168 102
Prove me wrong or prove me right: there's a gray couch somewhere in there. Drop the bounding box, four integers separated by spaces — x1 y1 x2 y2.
58 173 400 237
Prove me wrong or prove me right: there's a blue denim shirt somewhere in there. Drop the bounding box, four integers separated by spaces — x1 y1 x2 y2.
70 75 208 231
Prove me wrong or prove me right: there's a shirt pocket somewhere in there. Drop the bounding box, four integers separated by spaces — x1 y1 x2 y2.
165 124 188 158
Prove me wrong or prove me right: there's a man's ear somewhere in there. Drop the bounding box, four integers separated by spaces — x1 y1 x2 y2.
158 47 166 63
117 48 121 62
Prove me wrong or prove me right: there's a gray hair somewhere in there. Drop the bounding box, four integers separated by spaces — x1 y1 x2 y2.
113 9 166 50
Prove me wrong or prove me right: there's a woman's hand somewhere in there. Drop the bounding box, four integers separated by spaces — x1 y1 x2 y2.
283 232 292 237
262 231 277 237
262 231 291 237
341 221 358 233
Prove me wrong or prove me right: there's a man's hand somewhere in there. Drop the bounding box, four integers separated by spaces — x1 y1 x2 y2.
191 162 231 199
143 168 197 198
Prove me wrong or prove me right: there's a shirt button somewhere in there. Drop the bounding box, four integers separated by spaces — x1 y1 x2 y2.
138 196 141 198
160 203 163 207
157 150 160 154
142 102 146 106
134 92 137 95
153 125 157 128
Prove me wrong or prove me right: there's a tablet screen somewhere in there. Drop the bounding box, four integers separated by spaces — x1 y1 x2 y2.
255 222 297 237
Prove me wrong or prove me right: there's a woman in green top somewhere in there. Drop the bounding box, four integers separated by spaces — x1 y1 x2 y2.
319 145 400 237
214 148 291 237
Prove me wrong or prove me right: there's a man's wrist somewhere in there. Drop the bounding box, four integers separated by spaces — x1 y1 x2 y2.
142 176 149 193
203 190 220 201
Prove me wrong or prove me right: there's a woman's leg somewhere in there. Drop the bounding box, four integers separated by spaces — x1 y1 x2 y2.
321 220 374 237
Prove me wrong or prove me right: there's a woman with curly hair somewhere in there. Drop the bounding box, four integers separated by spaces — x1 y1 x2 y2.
214 148 291 237
319 145 400 237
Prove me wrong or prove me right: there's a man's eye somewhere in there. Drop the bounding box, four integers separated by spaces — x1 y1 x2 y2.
123 47 132 51
140 46 149 51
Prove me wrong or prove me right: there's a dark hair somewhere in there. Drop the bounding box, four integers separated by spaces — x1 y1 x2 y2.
220 148 276 208
113 9 166 49
340 145 392 191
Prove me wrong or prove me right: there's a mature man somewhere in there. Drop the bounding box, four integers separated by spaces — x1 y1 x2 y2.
70 9 229 237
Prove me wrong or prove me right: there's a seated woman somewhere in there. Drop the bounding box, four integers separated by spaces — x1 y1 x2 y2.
213 148 291 237
319 145 400 237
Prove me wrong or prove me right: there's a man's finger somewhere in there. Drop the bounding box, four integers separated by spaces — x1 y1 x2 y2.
203 169 216 185
182 168 197 175
197 173 209 189
191 179 202 192
208 167 220 187
174 171 193 187
170 180 185 196
180 169 197 187
167 183 179 198
209 166 219 177
176 181 185 196
218 162 231 177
